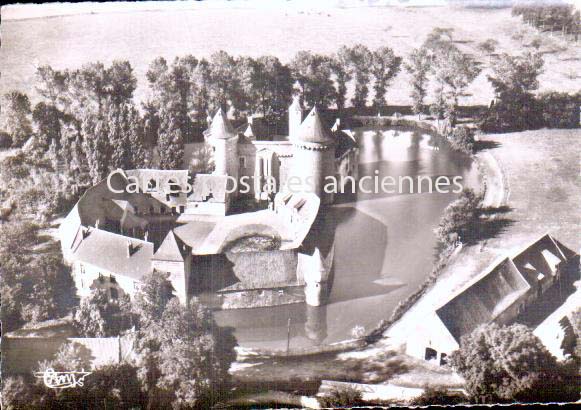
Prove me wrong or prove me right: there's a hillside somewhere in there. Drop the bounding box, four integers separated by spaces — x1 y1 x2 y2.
1 5 579 108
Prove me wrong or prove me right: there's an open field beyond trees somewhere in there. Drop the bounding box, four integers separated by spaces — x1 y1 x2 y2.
1 5 580 109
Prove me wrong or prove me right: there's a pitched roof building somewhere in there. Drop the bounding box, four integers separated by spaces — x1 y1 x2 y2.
406 234 577 364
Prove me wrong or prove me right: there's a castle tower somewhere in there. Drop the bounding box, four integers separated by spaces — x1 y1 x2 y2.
288 95 303 140
152 231 191 305
206 109 239 183
290 106 336 205
304 247 326 307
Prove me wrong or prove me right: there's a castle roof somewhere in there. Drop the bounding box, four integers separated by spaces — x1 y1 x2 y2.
206 108 236 140
293 106 335 145
153 230 186 262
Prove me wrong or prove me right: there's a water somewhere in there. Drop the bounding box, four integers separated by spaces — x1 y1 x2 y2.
214 126 479 350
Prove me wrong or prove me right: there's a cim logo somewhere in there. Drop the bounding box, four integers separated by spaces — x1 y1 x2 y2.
34 368 91 389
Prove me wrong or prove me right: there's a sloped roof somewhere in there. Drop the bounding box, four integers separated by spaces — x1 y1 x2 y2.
512 234 571 286
292 106 335 145
334 129 358 158
69 228 153 281
153 231 185 262
435 234 577 343
173 220 216 251
206 108 236 140
188 174 229 203
436 258 530 342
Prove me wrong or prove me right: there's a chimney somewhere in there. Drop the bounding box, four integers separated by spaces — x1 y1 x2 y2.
248 114 254 125
95 219 100 229
81 226 90 239
144 230 149 242
126 240 133 258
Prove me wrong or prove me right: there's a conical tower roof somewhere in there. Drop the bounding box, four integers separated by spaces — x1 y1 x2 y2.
208 108 236 140
153 231 185 262
293 106 335 145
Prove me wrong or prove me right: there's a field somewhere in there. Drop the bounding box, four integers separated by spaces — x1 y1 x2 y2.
1 5 580 110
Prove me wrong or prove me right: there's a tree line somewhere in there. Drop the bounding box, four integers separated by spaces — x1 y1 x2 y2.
512 1 580 41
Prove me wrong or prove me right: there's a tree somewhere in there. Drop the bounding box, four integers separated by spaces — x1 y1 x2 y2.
345 45 373 109
136 298 237 409
74 288 133 337
448 126 475 155
1 91 32 147
239 55 293 121
330 46 353 112
481 51 545 132
133 271 175 326
431 47 480 126
208 51 244 115
157 107 185 170
451 323 578 403
1 222 76 331
370 46 402 111
405 47 430 119
82 113 112 183
290 51 335 109
435 188 481 246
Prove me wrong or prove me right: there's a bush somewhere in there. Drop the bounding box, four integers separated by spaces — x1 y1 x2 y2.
435 188 482 245
448 126 475 154
411 387 467 406
0 131 12 148
319 386 365 408
539 92 580 129
480 91 580 133
479 93 544 133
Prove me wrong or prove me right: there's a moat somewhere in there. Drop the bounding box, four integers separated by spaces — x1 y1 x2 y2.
214 126 479 350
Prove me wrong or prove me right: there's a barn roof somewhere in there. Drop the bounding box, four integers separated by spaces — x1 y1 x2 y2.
435 234 576 343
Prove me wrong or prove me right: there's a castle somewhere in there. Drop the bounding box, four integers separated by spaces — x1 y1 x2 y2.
183 96 359 210
59 98 359 309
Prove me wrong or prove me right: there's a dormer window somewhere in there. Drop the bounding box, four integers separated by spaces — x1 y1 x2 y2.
147 179 157 191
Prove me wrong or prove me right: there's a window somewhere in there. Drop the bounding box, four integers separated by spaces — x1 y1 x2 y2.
133 281 140 290
150 206 155 214
134 206 139 215
109 275 116 284
440 353 448 366
239 156 246 169
147 179 157 191
110 287 119 300
179 205 185 213
425 347 437 361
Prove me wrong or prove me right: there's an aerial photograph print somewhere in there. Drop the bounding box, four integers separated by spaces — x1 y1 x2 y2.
0 0 579 408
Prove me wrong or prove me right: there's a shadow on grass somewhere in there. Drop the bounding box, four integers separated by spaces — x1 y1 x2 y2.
463 217 515 245
479 205 512 216
474 140 501 152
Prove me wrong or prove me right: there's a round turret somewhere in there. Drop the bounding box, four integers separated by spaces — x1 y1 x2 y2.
290 107 336 204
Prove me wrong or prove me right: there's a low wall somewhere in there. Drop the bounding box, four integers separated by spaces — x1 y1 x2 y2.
219 285 305 309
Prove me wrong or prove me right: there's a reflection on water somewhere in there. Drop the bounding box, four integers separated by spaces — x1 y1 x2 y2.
214 127 478 350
